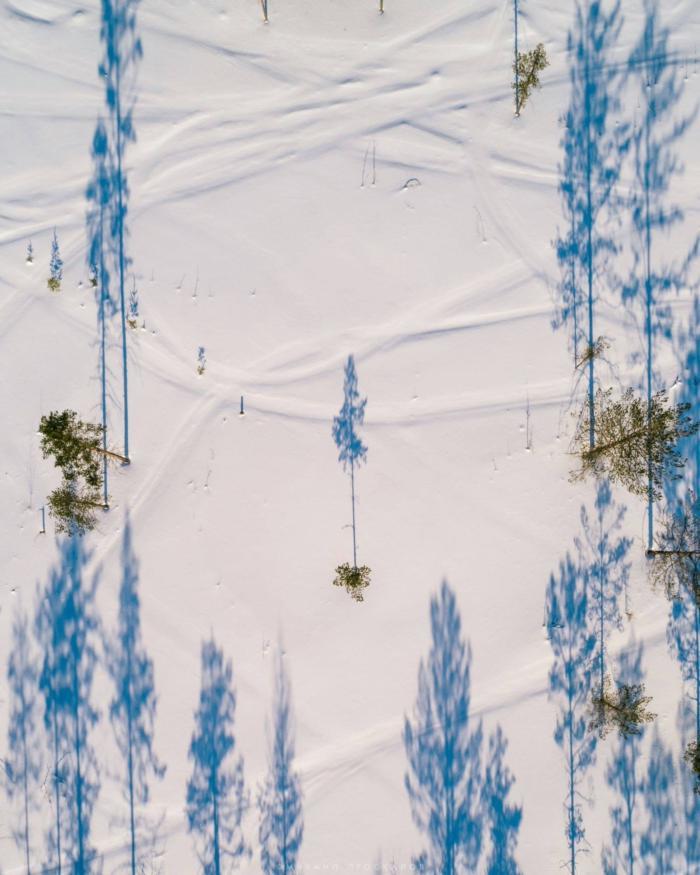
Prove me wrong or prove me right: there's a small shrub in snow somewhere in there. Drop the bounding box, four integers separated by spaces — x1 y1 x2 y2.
47 229 63 292
589 676 656 739
333 563 371 602
128 280 139 329
647 493 699 604
513 43 549 115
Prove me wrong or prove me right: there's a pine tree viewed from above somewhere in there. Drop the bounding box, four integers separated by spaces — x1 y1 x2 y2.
1 0 699 871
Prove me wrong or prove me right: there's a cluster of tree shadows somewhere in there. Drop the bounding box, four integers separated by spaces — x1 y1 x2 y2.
552 0 700 870
2 521 304 875
0 527 520 873
5 532 697 873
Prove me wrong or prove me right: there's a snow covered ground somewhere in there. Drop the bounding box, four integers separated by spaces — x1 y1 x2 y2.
1 0 699 872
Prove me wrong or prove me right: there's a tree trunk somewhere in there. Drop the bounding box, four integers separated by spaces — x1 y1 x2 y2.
583 427 649 458
93 446 130 464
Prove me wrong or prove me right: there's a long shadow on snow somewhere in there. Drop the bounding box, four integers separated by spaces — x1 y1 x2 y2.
35 537 102 875
621 0 699 365
4 602 43 873
86 0 143 465
553 0 628 402
105 516 165 875
639 728 681 872
546 552 596 875
600 639 648 875
257 651 304 875
86 118 119 507
404 581 524 874
576 478 632 697
186 638 251 874
622 0 699 545
664 292 700 864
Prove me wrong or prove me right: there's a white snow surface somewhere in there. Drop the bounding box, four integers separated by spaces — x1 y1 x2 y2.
1 0 699 872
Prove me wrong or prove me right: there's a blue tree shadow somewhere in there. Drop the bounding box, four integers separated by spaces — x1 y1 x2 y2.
676 700 700 871
257 651 304 874
639 728 680 873
483 725 523 875
601 639 648 874
186 639 250 875
35 537 101 875
4 603 43 873
662 259 700 809
106 516 165 874
546 553 597 874
553 0 628 418
86 118 119 507
403 581 483 873
87 0 143 461
576 479 632 695
622 0 700 546
332 355 368 570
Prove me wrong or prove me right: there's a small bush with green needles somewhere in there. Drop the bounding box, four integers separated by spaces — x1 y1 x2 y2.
589 676 656 739
333 563 371 602
513 43 549 115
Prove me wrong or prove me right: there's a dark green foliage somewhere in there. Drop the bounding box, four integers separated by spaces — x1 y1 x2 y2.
648 493 699 604
39 410 104 489
589 676 656 739
684 739 700 796
47 483 106 536
333 563 371 602
513 43 549 114
571 387 698 498
39 410 109 534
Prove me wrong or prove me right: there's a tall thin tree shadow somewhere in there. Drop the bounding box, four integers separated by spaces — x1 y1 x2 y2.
676 700 700 872
403 581 483 874
553 0 628 441
106 516 165 875
257 650 304 874
4 602 43 873
483 725 523 875
35 537 101 875
86 118 118 507
93 0 143 461
576 478 632 695
639 728 680 874
622 0 700 546
546 553 596 874
601 639 648 875
186 639 250 875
